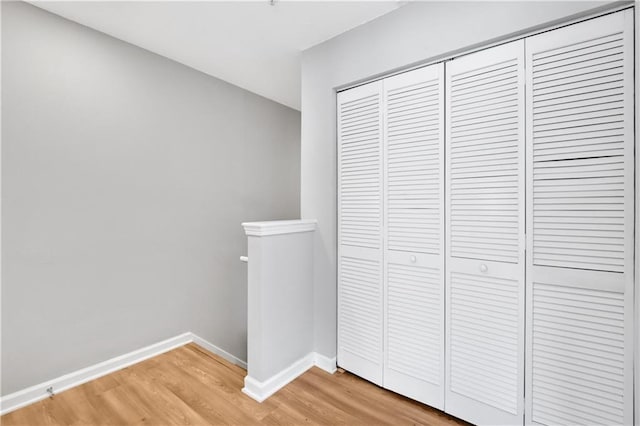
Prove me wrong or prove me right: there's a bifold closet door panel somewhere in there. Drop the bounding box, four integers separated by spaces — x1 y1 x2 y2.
382 64 445 409
337 81 384 385
445 40 525 425
525 10 634 426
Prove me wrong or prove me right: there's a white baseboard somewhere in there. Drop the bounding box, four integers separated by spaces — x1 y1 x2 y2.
241 351 337 403
242 353 315 403
0 332 192 416
313 352 337 374
0 333 332 412
192 334 247 369
0 332 247 416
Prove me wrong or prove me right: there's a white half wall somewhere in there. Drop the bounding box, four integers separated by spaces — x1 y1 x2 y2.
300 0 617 359
243 220 315 382
241 220 316 402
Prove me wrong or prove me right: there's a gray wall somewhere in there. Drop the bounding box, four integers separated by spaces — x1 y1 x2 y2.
2 1 300 395
300 0 614 359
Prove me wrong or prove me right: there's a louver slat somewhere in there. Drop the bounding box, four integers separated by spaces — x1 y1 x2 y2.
338 81 383 386
531 282 625 426
448 55 521 264
530 30 627 272
339 87 382 250
386 76 441 254
525 10 634 426
387 263 441 383
339 256 382 362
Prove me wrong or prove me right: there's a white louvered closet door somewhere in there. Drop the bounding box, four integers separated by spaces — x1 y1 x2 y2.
337 81 384 385
445 40 525 426
525 10 634 426
382 64 445 408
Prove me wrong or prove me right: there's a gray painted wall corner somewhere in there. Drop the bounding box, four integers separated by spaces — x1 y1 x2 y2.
1 1 300 396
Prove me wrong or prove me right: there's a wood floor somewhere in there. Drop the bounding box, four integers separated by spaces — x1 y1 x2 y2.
2 343 467 425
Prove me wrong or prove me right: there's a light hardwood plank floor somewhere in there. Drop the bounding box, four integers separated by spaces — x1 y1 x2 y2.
1 343 468 425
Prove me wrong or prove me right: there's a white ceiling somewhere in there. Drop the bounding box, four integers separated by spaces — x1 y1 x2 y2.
29 1 404 110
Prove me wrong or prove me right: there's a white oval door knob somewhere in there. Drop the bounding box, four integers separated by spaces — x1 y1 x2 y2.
410 255 417 263
480 264 488 273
